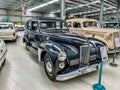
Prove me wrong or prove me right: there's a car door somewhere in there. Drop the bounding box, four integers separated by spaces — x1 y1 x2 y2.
32 21 42 49
25 20 34 46
28 20 42 49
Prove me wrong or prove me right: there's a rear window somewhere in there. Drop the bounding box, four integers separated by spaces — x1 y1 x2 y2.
0 24 14 29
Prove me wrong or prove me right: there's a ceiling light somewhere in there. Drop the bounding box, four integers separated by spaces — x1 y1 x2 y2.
51 0 100 13
28 0 59 12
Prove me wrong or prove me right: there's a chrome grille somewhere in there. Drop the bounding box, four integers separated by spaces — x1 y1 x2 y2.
80 45 90 66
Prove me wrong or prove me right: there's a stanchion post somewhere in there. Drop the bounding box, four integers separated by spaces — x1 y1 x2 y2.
93 61 106 90
109 47 118 67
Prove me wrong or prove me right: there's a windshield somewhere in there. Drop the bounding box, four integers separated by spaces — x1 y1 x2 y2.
103 23 120 29
0 24 14 29
39 21 68 30
83 21 100 28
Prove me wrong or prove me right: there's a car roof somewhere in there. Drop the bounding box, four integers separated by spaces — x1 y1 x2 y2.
66 18 98 22
31 18 65 22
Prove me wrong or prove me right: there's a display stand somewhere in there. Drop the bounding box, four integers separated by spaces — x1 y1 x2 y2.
93 61 106 90
93 46 108 90
109 47 118 67
109 38 120 67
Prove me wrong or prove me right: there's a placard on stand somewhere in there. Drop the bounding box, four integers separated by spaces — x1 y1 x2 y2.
93 47 108 90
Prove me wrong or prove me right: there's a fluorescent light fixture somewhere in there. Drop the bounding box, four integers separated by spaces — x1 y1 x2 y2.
28 0 59 11
70 6 116 16
51 0 100 13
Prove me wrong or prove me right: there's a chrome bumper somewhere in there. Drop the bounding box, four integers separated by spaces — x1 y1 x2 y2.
56 64 98 81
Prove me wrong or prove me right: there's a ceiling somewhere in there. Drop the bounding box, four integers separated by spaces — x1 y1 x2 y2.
0 0 119 20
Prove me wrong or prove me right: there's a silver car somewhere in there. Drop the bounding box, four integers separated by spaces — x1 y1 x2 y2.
0 40 7 68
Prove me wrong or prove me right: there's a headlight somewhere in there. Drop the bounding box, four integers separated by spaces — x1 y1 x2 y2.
58 52 67 61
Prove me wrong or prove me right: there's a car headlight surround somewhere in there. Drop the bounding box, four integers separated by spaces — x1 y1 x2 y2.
58 51 67 61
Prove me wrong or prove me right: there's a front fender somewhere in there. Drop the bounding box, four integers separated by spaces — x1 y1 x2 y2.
88 37 106 47
91 36 109 47
38 41 64 62
88 37 107 59
38 41 67 74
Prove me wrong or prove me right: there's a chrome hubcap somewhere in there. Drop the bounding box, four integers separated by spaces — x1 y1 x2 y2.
46 59 52 74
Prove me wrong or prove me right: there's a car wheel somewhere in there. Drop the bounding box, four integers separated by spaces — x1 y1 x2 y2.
44 53 56 81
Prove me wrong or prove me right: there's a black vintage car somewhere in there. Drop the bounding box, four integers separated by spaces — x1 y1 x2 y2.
23 18 108 81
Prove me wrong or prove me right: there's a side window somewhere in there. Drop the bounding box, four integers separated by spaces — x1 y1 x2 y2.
25 21 29 29
73 22 81 28
31 21 38 31
26 20 31 30
67 22 72 27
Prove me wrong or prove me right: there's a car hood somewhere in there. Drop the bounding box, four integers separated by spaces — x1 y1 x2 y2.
83 27 120 34
43 31 88 45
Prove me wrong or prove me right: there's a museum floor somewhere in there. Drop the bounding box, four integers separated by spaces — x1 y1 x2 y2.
0 32 120 90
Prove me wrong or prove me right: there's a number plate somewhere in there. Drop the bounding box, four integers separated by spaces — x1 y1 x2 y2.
100 47 108 62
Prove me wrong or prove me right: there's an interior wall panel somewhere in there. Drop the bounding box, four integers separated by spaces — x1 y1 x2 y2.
0 9 42 22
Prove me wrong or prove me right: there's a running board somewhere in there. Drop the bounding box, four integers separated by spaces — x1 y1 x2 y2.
27 46 38 56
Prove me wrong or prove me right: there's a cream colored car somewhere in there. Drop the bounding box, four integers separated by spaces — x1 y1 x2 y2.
0 22 17 42
67 18 120 53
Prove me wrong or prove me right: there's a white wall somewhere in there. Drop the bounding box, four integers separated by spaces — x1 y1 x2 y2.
0 9 42 22
0 9 8 21
8 10 42 22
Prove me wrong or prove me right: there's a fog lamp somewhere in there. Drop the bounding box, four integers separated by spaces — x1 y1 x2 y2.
59 62 65 69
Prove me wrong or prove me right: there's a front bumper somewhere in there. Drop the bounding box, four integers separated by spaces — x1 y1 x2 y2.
56 64 98 81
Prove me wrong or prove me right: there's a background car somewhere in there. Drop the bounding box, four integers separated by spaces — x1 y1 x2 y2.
102 22 120 29
0 22 17 42
23 18 108 81
67 18 120 53
15 23 25 31
0 40 7 69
